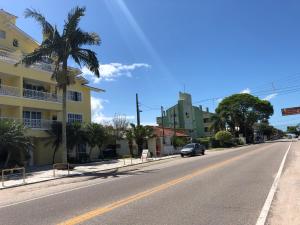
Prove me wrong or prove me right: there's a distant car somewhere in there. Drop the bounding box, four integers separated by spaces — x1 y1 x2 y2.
180 143 205 157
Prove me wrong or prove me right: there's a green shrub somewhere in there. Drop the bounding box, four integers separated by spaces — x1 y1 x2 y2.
215 131 233 147
209 137 221 148
172 136 187 148
197 137 210 149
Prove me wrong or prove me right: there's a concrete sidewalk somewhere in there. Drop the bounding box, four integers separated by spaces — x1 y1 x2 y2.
0 155 179 189
267 141 300 225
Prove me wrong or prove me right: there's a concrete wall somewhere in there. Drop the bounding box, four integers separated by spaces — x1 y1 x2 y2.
116 139 130 156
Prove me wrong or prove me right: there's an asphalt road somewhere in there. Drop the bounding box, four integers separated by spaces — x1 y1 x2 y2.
0 141 292 225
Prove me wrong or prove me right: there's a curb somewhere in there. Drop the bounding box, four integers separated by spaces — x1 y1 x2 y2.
0 155 180 190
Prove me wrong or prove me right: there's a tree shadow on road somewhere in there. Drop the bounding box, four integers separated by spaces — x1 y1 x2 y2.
71 168 160 181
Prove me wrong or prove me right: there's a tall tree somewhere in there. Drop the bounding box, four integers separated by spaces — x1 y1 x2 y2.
17 7 100 163
286 125 300 135
215 93 274 142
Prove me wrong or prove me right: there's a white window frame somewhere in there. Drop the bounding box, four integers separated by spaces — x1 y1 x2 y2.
67 113 83 123
23 110 42 128
67 90 83 102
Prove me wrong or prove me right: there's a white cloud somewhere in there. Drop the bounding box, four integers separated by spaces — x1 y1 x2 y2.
91 96 135 123
217 98 223 103
141 121 158 126
240 88 251 94
82 63 150 83
91 96 111 123
263 93 278 101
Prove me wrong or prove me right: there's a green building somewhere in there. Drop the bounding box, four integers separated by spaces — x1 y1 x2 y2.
156 92 215 138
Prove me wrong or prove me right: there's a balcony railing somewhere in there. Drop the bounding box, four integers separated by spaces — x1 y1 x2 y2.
0 84 20 97
23 118 54 130
0 50 54 73
0 117 56 130
23 88 62 103
0 85 62 103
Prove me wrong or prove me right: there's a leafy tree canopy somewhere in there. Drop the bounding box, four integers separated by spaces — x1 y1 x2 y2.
216 93 274 134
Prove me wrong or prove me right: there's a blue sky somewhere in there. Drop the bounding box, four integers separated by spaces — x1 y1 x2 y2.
2 0 300 130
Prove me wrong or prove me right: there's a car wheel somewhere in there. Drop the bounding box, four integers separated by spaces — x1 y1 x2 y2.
181 154 184 157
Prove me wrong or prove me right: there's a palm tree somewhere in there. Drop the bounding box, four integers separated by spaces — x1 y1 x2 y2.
16 7 100 163
128 124 154 156
0 120 33 168
86 123 106 160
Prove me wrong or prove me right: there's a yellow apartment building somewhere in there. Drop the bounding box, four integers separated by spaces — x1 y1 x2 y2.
0 9 103 166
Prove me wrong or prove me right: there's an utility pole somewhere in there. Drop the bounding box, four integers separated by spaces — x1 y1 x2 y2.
136 93 141 126
161 106 165 144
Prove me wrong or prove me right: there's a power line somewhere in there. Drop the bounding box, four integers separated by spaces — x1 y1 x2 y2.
139 72 300 113
192 76 300 105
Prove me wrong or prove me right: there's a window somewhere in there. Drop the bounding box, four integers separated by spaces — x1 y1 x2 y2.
204 127 209 132
23 111 42 128
68 91 82 102
0 30 6 39
204 118 210 123
68 113 83 123
24 83 45 91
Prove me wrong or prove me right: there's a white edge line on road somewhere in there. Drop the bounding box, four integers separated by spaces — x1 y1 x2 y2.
255 142 292 225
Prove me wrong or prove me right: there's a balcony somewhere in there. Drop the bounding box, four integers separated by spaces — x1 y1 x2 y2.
23 118 54 130
23 88 62 103
0 49 54 73
0 117 55 130
0 85 62 103
0 84 20 97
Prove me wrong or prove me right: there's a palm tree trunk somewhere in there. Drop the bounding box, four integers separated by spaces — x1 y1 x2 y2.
61 65 68 163
89 146 93 162
4 151 11 168
52 146 58 164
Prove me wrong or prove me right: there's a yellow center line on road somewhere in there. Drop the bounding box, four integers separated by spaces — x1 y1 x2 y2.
57 143 279 225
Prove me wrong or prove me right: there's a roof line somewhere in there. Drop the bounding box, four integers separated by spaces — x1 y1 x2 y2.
0 9 17 19
82 84 105 92
8 24 40 46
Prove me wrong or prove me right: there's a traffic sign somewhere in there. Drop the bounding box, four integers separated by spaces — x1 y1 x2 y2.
281 107 300 116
